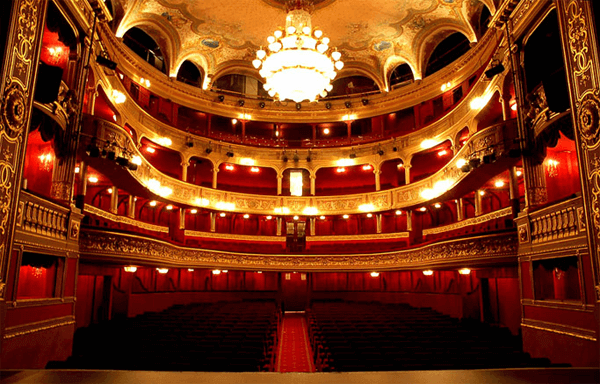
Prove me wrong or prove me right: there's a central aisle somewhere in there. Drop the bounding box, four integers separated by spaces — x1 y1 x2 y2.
276 313 315 372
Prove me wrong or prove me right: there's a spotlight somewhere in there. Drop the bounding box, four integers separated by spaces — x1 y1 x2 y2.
217 95 225 102
485 63 505 79
296 103 301 110
392 147 398 152
377 149 384 156
349 153 356 159
362 99 369 106
238 99 245 106
460 164 471 173
468 158 481 168
282 156 288 162
127 162 138 171
86 144 100 158
106 150 116 161
205 148 213 154
325 102 332 109
259 102 265 108
186 142 194 148
306 156 312 162
96 55 117 70
226 151 234 157
483 153 496 164
345 101 352 108
116 156 129 166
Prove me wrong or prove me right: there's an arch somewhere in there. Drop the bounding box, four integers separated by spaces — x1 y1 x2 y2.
327 75 379 98
414 23 476 78
175 60 203 87
388 63 416 89
173 53 208 82
383 55 420 88
117 16 181 75
334 63 385 94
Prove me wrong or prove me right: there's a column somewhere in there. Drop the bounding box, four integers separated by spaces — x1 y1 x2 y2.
210 212 216 232
110 186 118 214
456 198 464 221
212 167 219 189
179 209 185 230
406 211 413 231
374 169 381 191
276 217 282 236
500 94 511 121
127 195 136 218
506 22 547 210
311 124 317 142
241 120 246 141
76 162 88 209
310 217 316 236
376 214 382 234
556 0 600 295
310 174 316 196
475 190 483 216
277 173 283 195
206 114 212 136
404 164 412 184
181 160 189 182
508 166 520 217
346 121 352 139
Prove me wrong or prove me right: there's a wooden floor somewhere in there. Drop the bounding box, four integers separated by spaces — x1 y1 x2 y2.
1 368 598 384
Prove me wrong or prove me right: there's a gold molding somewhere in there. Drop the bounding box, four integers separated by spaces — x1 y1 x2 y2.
85 204 169 233
99 20 501 123
307 232 409 242
521 318 597 342
79 229 517 271
3 316 75 339
82 115 518 216
423 207 512 236
185 230 283 242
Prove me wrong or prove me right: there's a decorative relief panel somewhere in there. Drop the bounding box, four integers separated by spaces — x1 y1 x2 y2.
423 207 512 236
80 229 517 270
557 0 600 298
0 0 48 297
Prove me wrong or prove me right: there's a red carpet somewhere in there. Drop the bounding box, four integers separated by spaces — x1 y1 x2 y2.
276 313 315 372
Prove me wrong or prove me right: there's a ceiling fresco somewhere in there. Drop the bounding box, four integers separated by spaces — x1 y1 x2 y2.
113 0 495 90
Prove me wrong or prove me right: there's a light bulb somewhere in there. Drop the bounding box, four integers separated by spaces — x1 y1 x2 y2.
274 30 283 38
257 50 266 59
267 36 275 43
335 61 344 70
331 51 341 61
314 30 323 38
252 59 262 69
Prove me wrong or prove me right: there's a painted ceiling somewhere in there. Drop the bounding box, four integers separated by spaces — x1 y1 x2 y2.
112 0 496 90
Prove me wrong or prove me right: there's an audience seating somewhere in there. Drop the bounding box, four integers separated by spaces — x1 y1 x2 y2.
307 301 561 372
51 300 280 372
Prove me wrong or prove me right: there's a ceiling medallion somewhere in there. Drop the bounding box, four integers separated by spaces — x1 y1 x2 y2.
253 0 344 103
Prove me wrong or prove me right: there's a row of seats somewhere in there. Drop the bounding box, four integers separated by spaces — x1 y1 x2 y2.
50 300 280 372
306 301 560 372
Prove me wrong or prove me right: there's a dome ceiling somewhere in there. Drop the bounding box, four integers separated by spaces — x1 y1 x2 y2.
113 0 495 90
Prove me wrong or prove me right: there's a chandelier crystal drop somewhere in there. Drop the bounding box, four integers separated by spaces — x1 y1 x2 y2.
254 1 343 103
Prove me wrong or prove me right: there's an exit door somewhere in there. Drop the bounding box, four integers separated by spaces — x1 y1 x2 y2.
281 272 308 311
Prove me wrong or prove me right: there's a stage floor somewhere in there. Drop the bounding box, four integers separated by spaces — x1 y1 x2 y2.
1 368 599 384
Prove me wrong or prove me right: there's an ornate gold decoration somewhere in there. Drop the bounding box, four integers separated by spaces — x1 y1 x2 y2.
423 207 512 236
3 317 75 339
521 318 597 342
307 232 409 242
184 230 284 242
567 0 593 96
85 204 169 233
518 225 529 243
80 229 517 270
1 87 27 137
20 191 69 240
70 222 79 240
578 93 600 146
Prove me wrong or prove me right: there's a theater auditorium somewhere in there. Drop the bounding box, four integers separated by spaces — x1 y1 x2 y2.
0 0 599 382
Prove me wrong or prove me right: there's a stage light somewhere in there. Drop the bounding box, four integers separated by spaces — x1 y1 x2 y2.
325 102 332 109
485 63 505 79
226 151 234 157
259 102 265 108
362 99 369 106
217 95 225 102
238 99 245 106
345 101 351 108
205 147 213 154
96 55 117 70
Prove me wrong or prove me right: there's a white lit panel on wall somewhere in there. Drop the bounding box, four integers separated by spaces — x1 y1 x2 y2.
290 171 303 196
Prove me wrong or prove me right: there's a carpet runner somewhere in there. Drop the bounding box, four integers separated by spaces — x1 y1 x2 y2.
276 313 315 372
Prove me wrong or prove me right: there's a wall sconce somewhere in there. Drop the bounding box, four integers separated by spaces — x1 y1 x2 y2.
38 153 53 171
96 55 117 70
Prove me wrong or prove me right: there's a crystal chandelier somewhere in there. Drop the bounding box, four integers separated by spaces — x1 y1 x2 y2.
253 0 343 103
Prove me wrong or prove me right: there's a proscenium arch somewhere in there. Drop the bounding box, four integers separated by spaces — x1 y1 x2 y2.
117 15 181 75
